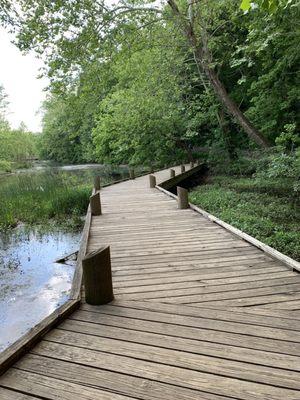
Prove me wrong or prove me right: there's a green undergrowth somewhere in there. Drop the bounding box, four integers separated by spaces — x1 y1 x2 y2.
0 172 92 231
189 176 300 261
0 164 151 232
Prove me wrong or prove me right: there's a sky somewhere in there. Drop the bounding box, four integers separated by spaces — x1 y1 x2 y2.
0 28 48 132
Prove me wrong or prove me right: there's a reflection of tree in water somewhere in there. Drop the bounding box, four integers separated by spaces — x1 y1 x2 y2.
3 256 22 272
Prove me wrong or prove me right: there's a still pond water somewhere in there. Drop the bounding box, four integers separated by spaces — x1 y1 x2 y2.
0 163 132 351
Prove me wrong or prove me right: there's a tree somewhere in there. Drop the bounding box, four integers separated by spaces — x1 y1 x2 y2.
3 0 298 165
166 0 270 147
240 0 294 12
1 0 271 148
0 84 9 129
92 31 189 165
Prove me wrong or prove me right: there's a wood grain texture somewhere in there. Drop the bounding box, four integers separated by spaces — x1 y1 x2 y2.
1 164 299 400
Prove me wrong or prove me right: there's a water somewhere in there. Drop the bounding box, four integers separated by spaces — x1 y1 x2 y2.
0 227 80 351
0 162 141 352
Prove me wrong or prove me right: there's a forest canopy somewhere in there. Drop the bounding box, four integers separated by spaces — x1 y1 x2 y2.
1 0 299 165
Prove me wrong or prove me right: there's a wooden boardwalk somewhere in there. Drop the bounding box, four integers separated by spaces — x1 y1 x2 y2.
1 165 300 399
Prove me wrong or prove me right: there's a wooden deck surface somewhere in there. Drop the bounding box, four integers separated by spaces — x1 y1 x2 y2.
1 165 300 399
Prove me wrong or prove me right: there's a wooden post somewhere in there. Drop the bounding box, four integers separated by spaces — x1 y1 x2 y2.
94 175 101 191
82 246 114 305
149 175 156 188
177 186 189 209
180 165 185 173
129 168 135 179
150 165 154 173
190 161 194 169
90 192 102 216
170 169 175 178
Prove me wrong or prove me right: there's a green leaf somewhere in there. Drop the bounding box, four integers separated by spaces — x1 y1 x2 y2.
240 0 251 11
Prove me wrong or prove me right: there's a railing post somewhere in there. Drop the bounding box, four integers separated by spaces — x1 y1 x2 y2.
190 161 194 169
177 186 189 209
170 169 175 178
94 175 101 191
129 168 135 179
90 192 102 216
82 246 114 305
180 165 185 173
149 175 156 188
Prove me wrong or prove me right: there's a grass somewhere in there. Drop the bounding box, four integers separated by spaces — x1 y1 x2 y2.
189 175 300 261
0 165 132 232
0 173 89 231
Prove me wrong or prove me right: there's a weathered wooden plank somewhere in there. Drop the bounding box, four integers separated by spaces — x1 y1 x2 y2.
190 293 300 308
251 299 300 310
59 318 300 371
14 355 232 400
71 309 300 355
80 304 300 341
30 341 300 400
112 260 280 277
69 201 91 300
100 300 300 331
115 274 298 296
0 387 39 400
109 267 288 288
150 283 300 304
0 369 135 400
44 328 300 389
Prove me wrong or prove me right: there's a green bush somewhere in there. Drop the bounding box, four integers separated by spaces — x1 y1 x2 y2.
190 175 300 260
0 160 12 172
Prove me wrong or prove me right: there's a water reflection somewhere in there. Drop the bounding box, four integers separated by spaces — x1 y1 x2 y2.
0 226 80 351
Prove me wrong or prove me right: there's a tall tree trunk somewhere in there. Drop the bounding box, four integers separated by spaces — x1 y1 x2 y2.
202 63 270 148
217 108 238 160
167 0 270 149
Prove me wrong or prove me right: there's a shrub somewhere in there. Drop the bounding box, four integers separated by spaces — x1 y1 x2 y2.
0 160 12 172
190 175 300 260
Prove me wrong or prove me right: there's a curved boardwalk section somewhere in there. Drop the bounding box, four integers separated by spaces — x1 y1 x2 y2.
0 166 300 399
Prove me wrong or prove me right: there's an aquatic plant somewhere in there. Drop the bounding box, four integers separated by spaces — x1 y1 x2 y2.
0 166 128 231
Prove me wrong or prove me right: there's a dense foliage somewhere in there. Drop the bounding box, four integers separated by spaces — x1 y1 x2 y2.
2 1 298 165
0 85 37 172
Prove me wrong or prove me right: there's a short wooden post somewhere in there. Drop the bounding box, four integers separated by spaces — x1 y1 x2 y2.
129 168 135 179
149 175 156 188
150 165 154 173
180 165 185 173
90 192 102 216
170 169 175 178
94 175 101 191
190 161 194 169
177 186 189 209
82 246 114 305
